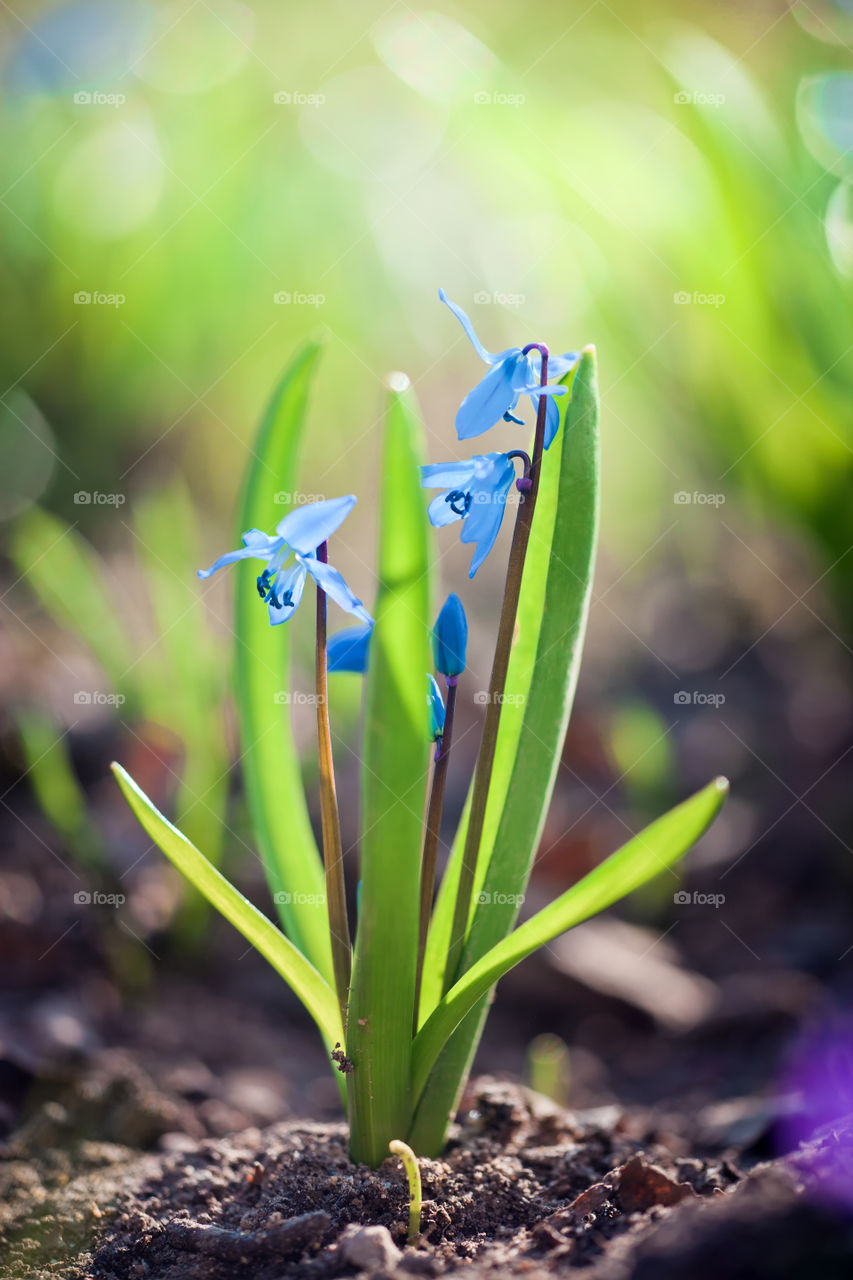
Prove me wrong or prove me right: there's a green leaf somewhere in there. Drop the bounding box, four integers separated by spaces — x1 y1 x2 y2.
10 508 136 698
417 366 568 1025
132 477 229 869
17 711 103 868
412 777 729 1103
111 762 343 1047
233 342 332 977
410 351 599 1152
346 384 431 1167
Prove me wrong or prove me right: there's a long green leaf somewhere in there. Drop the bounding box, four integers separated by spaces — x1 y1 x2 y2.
346 384 431 1166
111 763 343 1046
233 342 331 977
417 366 568 1024
410 350 599 1152
412 777 729 1103
133 477 229 869
10 508 136 697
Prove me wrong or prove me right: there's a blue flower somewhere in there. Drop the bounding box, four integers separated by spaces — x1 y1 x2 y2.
421 453 516 577
433 593 467 677
440 289 578 449
327 622 373 672
198 495 372 627
427 673 446 742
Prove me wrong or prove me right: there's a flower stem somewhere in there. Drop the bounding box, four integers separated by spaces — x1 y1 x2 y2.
315 540 351 1019
443 345 550 993
413 677 458 1033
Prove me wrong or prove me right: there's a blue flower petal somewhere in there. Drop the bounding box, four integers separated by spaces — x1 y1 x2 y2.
242 528 280 551
548 350 580 379
328 622 373 673
460 456 515 577
456 358 519 441
301 554 373 624
420 459 476 490
197 538 277 579
275 495 357 556
439 288 506 365
428 490 467 528
543 395 561 449
267 561 307 625
427 672 446 741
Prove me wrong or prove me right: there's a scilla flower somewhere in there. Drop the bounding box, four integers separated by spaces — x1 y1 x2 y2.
198 496 371 626
439 289 578 448
421 453 516 577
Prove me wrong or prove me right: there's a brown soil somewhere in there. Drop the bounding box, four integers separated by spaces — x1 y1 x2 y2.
3 1075 853 1280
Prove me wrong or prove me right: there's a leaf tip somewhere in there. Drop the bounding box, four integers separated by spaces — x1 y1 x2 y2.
713 775 730 797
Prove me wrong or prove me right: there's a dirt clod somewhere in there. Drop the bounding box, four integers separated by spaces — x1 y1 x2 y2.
339 1223 403 1271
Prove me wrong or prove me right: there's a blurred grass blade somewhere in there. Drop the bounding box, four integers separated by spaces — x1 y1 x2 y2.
112 763 343 1047
233 342 331 977
133 477 229 872
410 350 599 1152
412 777 729 1104
17 712 103 868
10 508 136 698
346 384 431 1166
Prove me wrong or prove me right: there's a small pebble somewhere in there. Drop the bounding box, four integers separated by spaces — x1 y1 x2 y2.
339 1223 402 1271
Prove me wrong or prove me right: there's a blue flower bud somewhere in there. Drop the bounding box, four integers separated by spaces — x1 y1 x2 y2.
427 673 446 741
432 593 468 676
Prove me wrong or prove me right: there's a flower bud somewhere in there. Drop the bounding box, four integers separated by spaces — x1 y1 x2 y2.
427 673 445 741
432 593 467 677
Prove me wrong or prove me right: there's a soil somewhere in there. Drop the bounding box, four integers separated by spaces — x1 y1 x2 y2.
4 1074 853 1279
3 562 853 1277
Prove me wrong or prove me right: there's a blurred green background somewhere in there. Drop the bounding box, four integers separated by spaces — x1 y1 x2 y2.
1 0 852 917
2 0 852 566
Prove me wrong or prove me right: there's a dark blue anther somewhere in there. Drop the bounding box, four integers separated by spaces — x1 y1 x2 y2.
446 489 472 517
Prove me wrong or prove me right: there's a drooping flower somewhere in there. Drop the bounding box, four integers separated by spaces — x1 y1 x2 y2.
439 288 578 449
327 622 373 672
198 495 372 627
433 593 467 677
427 673 446 742
421 453 516 578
